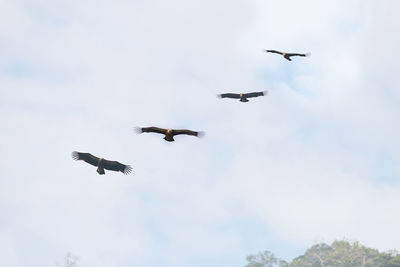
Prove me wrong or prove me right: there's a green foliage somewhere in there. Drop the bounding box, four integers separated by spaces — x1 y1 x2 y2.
246 241 400 267
246 250 289 267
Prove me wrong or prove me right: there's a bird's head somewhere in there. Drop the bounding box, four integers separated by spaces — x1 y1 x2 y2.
166 128 172 134
239 93 243 98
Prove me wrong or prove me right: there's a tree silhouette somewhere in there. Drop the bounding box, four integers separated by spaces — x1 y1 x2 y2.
56 252 78 267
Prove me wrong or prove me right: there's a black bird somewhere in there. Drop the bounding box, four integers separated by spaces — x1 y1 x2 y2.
264 49 310 61
72 151 132 175
135 127 204 142
217 91 267 102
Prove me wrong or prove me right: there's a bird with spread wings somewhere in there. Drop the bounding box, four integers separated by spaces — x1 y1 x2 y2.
135 127 205 142
217 91 267 102
264 49 310 61
72 151 132 175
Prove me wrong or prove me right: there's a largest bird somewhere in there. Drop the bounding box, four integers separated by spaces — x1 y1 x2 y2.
135 127 204 142
72 151 132 175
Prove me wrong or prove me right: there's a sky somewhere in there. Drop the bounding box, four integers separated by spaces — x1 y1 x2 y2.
1 0 400 266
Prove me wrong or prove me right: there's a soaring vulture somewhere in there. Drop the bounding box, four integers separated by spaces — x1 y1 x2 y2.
264 49 310 61
72 151 132 175
135 127 204 142
217 91 267 102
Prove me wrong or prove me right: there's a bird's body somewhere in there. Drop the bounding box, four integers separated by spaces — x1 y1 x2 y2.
72 151 132 175
97 158 105 175
264 49 310 61
164 128 175 142
135 127 204 142
218 91 267 102
239 93 249 102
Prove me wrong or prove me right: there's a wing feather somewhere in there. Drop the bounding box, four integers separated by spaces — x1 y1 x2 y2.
243 91 267 98
286 53 307 57
103 160 133 175
265 49 283 55
218 93 241 99
172 129 205 137
136 127 167 135
72 151 99 167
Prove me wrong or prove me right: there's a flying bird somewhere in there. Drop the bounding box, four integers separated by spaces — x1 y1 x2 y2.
217 91 267 102
264 49 310 61
135 127 204 142
72 151 132 175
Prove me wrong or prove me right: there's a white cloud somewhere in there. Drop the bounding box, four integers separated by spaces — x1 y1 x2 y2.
1 0 400 266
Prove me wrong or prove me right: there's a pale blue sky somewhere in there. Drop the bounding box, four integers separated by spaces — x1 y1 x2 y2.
1 0 400 266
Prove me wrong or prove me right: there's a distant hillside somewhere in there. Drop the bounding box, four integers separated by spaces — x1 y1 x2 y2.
246 240 400 267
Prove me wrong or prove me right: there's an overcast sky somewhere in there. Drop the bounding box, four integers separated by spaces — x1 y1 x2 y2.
1 0 400 266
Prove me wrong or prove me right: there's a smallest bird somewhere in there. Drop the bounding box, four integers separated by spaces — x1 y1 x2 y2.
135 127 205 142
217 91 267 102
264 49 310 61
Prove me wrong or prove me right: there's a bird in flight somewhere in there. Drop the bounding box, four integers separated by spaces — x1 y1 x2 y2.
72 151 132 175
264 49 310 61
217 91 267 102
135 127 205 142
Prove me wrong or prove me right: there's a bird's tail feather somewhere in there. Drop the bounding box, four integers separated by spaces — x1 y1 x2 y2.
97 167 105 175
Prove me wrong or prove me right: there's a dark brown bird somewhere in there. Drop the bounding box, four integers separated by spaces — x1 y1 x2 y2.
135 127 204 142
217 91 267 102
264 49 310 61
72 151 132 175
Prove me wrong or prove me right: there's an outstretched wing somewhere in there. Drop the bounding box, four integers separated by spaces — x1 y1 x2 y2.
103 160 133 175
135 127 167 135
72 151 99 167
265 49 283 55
218 93 241 99
286 53 309 57
243 91 267 98
172 129 205 137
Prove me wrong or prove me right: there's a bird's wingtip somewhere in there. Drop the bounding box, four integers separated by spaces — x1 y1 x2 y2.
197 131 206 138
124 165 133 175
71 151 79 160
133 126 143 134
